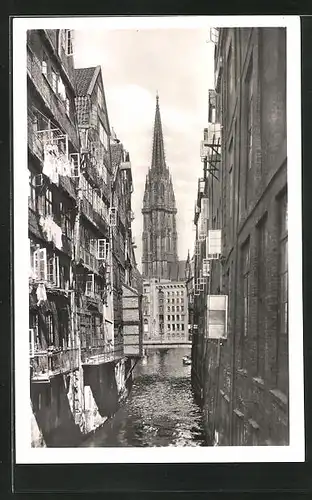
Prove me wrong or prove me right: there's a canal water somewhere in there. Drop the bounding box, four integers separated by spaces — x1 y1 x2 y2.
80 347 206 447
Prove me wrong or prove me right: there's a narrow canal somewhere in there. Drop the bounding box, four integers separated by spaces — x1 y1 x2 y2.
80 347 206 447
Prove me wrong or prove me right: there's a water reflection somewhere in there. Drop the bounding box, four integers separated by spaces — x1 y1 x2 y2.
80 347 206 447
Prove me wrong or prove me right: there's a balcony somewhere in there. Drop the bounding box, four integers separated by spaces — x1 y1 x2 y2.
28 111 44 162
27 47 79 151
81 344 124 366
81 197 109 234
77 245 99 274
59 174 77 200
30 347 79 383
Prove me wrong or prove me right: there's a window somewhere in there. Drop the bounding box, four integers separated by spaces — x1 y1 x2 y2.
172 315 175 321
33 248 47 281
59 30 66 51
99 121 108 150
172 324 175 331
45 187 53 216
51 68 58 93
97 86 104 109
177 324 180 331
29 171 37 210
172 306 175 312
176 315 180 321
176 306 180 312
46 313 54 346
42 52 48 76
86 274 95 296
58 77 66 101
277 191 288 394
256 214 268 378
181 324 184 331
242 240 250 339
97 239 109 260
61 209 71 239
47 254 60 287
167 306 170 312
167 315 170 321
246 56 254 171
66 30 74 56
65 97 70 116
29 312 40 354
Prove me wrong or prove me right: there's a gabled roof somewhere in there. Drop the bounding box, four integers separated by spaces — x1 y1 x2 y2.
74 66 100 96
110 142 123 178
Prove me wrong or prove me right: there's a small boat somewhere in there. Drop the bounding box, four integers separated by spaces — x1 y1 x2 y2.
182 355 192 366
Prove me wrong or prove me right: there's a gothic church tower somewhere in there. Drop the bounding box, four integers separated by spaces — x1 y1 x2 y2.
142 94 178 279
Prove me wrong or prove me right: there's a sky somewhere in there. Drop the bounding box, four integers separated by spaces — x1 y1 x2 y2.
73 28 215 270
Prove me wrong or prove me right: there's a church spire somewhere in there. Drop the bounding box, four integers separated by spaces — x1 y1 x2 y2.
151 92 166 171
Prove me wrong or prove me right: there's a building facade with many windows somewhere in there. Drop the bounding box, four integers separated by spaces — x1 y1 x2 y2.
189 27 288 446
27 30 142 446
143 279 188 343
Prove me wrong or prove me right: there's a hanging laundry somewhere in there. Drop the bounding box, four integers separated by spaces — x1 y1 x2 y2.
39 215 53 241
36 283 47 305
58 153 72 176
51 220 63 250
43 144 59 185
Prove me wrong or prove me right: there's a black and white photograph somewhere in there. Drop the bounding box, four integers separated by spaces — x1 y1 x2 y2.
13 16 304 463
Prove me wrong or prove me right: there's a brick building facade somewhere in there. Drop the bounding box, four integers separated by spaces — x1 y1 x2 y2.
189 28 288 445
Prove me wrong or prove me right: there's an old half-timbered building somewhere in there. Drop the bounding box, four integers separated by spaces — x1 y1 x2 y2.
27 29 82 446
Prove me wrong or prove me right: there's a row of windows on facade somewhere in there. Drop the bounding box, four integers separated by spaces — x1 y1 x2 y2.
29 242 108 294
166 315 185 322
29 309 107 354
165 323 185 331
37 39 108 149
143 288 184 296
29 112 109 186
29 171 110 229
237 192 288 391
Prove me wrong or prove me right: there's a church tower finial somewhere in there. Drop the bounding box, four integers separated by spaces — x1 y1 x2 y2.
151 91 166 171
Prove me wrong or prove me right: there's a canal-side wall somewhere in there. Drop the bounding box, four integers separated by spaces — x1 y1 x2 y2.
30 358 132 446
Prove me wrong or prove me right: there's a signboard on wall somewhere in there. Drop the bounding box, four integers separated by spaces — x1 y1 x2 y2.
206 295 228 339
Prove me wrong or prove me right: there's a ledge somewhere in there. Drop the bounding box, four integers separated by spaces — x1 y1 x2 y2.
220 389 230 403
269 388 288 408
252 376 265 389
248 418 260 430
233 408 244 419
236 368 248 377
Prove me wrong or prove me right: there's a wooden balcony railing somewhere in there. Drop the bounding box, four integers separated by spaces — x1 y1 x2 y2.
81 344 124 366
77 245 99 274
30 347 79 382
27 47 79 151
28 111 44 162
80 197 109 233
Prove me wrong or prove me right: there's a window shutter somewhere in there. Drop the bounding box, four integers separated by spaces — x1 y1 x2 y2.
206 295 228 339
97 239 108 260
206 229 221 259
66 30 74 56
35 248 47 281
69 153 80 177
109 207 117 227
54 255 60 287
